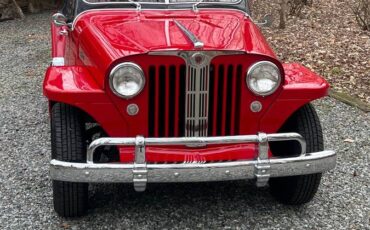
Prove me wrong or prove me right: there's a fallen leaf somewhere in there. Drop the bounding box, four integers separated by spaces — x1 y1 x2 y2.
61 223 70 229
344 138 355 143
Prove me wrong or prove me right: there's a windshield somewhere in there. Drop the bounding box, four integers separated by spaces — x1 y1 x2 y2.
62 0 249 20
86 0 239 3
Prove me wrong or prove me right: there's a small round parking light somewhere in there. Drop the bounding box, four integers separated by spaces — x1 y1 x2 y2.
127 104 139 116
250 101 262 113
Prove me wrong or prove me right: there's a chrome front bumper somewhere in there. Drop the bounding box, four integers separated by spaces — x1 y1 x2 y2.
50 133 336 192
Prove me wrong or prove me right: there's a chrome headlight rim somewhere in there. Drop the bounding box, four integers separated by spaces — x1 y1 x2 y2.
109 62 145 99
246 61 282 96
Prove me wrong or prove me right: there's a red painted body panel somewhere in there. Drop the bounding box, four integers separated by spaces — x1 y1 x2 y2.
43 63 328 162
45 9 329 163
72 9 276 87
51 23 66 58
119 144 258 163
44 67 129 136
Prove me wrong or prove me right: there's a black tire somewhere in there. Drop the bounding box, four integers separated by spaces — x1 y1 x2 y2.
269 103 323 205
51 103 88 217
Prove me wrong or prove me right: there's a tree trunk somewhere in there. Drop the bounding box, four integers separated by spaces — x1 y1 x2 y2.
0 0 57 21
279 0 288 29
0 0 24 21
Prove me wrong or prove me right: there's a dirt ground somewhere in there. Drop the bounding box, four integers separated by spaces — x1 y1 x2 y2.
253 0 370 105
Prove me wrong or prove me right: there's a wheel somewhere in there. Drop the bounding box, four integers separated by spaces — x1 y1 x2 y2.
51 103 88 217
269 103 323 205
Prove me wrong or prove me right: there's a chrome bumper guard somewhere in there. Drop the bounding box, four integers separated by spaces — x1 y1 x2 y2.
50 133 336 192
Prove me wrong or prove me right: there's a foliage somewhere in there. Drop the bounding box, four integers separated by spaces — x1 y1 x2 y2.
288 0 312 16
352 0 370 30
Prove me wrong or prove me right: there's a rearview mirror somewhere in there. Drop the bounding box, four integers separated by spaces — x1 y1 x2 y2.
52 13 68 27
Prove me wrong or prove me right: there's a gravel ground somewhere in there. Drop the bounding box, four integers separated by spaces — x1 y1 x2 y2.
0 12 369 230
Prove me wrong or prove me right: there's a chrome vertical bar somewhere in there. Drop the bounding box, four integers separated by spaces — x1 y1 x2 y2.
255 133 271 187
133 136 147 192
184 56 210 137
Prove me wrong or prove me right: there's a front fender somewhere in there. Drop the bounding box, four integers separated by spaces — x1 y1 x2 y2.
43 66 129 136
260 63 329 132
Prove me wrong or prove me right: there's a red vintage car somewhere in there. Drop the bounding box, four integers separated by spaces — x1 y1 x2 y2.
44 0 336 217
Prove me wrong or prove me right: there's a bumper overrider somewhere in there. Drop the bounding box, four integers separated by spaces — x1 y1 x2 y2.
50 133 336 192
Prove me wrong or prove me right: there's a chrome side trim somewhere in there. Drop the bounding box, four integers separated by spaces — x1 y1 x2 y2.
51 57 65 66
174 20 204 49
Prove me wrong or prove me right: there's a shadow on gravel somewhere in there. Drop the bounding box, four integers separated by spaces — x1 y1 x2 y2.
90 181 266 206
85 181 306 218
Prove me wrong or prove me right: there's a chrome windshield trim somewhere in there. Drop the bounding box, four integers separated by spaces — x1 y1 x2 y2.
71 8 250 30
174 20 204 49
81 0 243 7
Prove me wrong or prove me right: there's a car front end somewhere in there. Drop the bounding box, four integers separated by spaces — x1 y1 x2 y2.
44 1 336 217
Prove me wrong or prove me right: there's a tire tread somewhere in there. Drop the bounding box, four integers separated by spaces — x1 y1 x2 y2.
269 103 323 205
51 103 88 217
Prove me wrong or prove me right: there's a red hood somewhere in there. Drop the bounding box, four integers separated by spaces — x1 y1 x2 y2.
75 9 276 71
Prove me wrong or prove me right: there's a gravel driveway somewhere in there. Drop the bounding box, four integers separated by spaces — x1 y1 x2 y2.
0 12 369 230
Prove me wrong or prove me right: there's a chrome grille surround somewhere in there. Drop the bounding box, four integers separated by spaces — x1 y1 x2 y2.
182 52 210 137
149 51 244 137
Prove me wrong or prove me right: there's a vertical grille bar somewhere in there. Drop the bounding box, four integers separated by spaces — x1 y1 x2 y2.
148 66 156 137
216 65 224 136
165 65 170 137
154 66 161 137
225 65 234 135
168 65 176 137
230 65 237 135
208 65 215 136
221 65 228 136
178 65 186 137
211 64 219 136
234 65 243 135
158 66 166 137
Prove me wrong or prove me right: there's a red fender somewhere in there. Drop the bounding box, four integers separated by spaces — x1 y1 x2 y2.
43 66 129 137
260 63 329 132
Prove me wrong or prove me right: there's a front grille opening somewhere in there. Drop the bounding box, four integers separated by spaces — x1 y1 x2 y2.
148 64 187 137
148 63 243 138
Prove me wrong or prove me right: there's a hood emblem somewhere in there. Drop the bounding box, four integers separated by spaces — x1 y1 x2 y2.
191 53 206 66
174 20 204 50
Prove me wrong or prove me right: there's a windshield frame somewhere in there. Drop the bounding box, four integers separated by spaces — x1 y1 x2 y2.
62 0 250 21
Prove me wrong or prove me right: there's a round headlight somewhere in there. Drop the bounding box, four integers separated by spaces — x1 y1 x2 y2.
109 62 145 99
246 61 281 96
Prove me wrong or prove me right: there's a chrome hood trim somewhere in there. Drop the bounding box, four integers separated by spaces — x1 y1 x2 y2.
174 20 204 49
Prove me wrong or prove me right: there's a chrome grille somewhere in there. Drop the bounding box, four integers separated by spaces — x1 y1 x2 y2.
185 65 210 137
